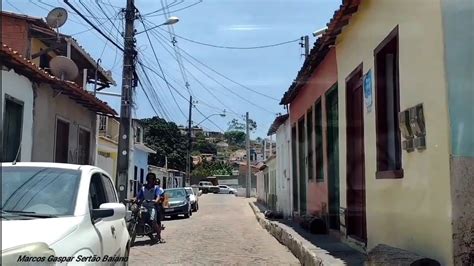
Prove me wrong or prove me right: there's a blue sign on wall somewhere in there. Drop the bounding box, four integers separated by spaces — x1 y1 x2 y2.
364 69 373 113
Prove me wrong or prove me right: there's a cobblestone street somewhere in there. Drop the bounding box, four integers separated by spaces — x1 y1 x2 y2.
129 194 299 265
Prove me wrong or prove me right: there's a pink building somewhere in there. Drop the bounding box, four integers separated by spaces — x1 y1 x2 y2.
281 46 340 230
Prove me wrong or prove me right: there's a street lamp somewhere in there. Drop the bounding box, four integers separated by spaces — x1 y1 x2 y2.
136 16 180 35
162 16 179 26
195 113 226 127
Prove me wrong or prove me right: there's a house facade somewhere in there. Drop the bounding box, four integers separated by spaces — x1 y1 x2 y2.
0 43 115 165
271 0 473 265
97 116 120 180
130 120 156 197
267 114 293 217
331 0 473 264
1 66 34 162
1 11 116 166
280 46 339 228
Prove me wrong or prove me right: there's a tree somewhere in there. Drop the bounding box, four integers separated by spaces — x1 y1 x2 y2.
227 118 257 132
193 132 217 154
140 117 188 171
191 160 232 178
224 131 246 148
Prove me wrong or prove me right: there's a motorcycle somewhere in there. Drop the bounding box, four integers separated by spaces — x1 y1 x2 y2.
124 199 163 246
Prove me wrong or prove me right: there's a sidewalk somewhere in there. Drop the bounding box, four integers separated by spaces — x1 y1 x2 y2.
249 200 367 266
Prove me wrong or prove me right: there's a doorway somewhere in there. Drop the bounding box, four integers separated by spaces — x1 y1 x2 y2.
298 118 306 214
345 65 367 243
55 119 70 163
326 86 340 230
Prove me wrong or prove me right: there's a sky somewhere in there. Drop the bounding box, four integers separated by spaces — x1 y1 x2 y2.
4 0 340 138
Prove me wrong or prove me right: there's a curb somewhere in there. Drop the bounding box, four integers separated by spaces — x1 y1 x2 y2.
248 202 323 266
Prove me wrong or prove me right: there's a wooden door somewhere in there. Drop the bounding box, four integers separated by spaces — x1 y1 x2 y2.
78 128 91 165
326 86 340 230
298 118 307 214
345 67 367 242
55 119 69 163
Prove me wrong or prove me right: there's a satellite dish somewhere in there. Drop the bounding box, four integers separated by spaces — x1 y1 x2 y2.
49 56 79 81
46 7 68 28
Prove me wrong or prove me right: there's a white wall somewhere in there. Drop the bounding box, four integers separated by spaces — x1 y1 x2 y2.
32 83 97 164
276 119 292 217
1 69 34 162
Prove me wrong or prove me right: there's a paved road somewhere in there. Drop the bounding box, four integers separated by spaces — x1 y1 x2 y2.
129 194 299 265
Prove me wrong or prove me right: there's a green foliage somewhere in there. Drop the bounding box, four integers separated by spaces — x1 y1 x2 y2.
139 117 187 171
193 132 217 154
191 160 232 178
227 118 257 132
224 131 246 148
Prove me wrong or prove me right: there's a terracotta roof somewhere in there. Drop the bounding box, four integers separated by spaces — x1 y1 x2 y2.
1 11 115 87
280 0 361 105
267 114 289 136
0 43 117 115
1 11 51 29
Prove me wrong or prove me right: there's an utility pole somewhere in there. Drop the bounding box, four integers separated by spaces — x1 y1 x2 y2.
116 0 137 202
304 35 309 57
246 112 251 198
300 35 309 58
186 95 193 186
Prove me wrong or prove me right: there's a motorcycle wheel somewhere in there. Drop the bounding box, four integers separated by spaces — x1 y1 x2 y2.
128 223 137 247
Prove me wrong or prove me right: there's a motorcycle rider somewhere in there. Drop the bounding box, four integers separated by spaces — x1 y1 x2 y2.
136 173 164 244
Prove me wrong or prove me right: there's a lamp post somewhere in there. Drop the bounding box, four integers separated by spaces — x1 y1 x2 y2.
136 16 180 35
195 113 226 127
185 112 226 186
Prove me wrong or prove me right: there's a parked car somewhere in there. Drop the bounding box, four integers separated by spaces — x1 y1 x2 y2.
1 163 130 265
218 185 237 194
163 188 192 219
198 181 220 194
185 187 199 212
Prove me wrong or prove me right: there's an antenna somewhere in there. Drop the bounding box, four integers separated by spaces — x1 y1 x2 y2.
46 7 68 41
49 55 79 81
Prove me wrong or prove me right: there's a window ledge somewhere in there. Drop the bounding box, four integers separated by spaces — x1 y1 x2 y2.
376 169 404 179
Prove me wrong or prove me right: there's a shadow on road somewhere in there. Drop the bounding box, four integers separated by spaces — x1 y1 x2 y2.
131 237 154 247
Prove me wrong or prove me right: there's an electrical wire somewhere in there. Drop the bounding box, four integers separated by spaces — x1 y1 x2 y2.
142 0 203 17
144 22 241 117
139 17 188 120
156 27 300 50
155 0 193 97
149 29 278 115
144 19 280 102
136 57 173 119
63 0 124 52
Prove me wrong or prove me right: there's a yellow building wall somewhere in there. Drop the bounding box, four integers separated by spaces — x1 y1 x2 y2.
335 0 452 264
98 137 118 182
30 38 56 66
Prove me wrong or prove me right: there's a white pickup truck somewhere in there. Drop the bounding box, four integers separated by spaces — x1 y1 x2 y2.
198 181 220 194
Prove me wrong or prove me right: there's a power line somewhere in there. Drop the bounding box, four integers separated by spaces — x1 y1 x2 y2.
139 16 187 119
144 20 280 101
145 23 241 117
139 59 229 132
95 0 125 40
177 47 280 101
143 0 202 17
194 106 226 132
149 29 278 115
156 27 300 50
154 1 193 97
63 0 124 52
136 59 173 119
